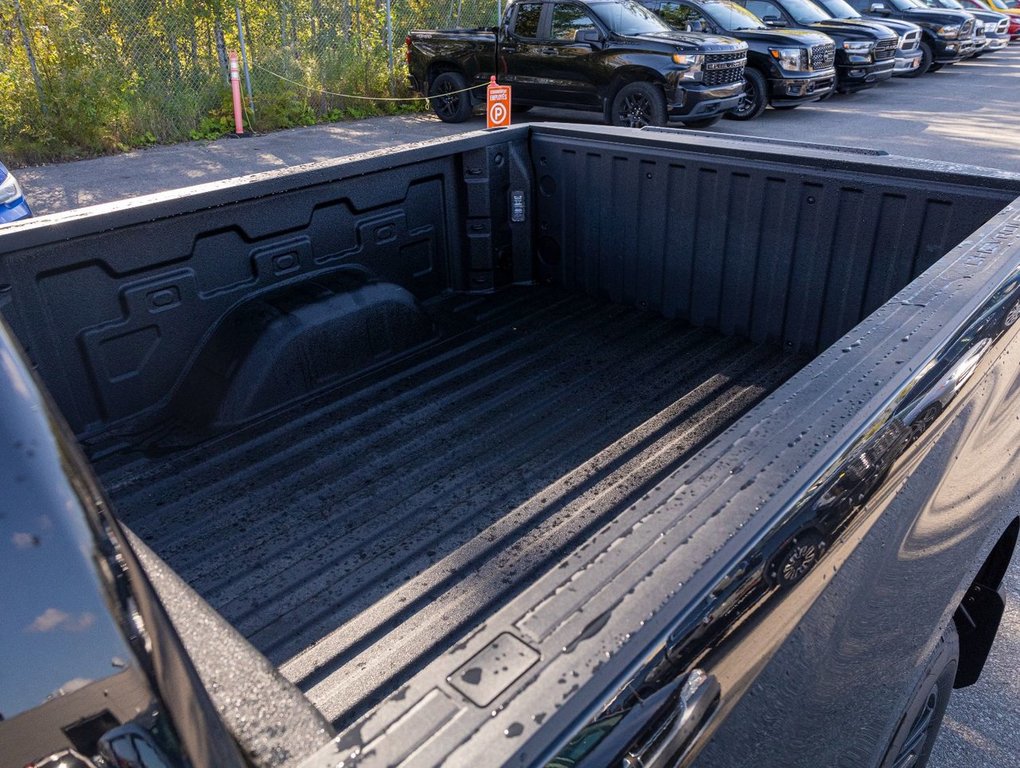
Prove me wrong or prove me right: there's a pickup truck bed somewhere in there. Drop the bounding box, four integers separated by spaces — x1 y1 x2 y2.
4 124 1020 768
99 287 804 727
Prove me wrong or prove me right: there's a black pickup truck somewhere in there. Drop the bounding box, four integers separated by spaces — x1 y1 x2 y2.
737 0 900 90
2 125 1020 768
845 0 978 70
921 0 1010 56
407 0 748 127
641 0 837 120
813 0 926 75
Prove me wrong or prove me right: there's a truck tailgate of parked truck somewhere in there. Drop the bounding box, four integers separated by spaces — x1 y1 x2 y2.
2 125 1019 768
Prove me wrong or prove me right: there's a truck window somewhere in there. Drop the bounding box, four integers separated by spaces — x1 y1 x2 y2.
746 0 785 17
588 0 673 34
659 2 705 27
514 2 544 37
550 3 600 38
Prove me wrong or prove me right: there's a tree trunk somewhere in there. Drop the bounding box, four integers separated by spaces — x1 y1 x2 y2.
13 0 46 114
214 14 229 84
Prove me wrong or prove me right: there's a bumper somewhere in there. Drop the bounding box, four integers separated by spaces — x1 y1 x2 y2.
768 71 837 107
0 199 32 224
892 49 923 75
983 35 1009 51
835 59 895 92
933 40 968 63
667 82 744 122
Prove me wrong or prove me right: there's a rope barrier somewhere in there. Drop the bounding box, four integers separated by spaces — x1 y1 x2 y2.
252 62 488 102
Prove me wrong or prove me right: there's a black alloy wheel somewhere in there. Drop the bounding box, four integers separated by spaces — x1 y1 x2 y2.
430 71 472 123
610 82 667 128
726 67 767 121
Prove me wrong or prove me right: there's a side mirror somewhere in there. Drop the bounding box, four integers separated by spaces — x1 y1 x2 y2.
868 2 889 11
762 14 788 25
574 27 604 44
686 19 708 32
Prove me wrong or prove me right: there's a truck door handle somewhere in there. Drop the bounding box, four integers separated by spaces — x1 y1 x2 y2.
540 47 557 55
622 669 721 768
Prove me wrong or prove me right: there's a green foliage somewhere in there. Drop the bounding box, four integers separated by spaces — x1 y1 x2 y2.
0 0 497 167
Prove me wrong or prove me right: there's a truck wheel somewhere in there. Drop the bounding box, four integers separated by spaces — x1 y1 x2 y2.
430 71 473 123
725 68 767 121
879 622 959 768
928 62 944 72
610 82 667 128
904 42 933 78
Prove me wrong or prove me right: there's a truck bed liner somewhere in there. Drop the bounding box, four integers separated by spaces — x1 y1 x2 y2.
101 287 805 727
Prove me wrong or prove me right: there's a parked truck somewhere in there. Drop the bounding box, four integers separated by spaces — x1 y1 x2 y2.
738 0 901 90
812 0 926 75
406 0 749 127
641 0 838 120
2 124 1019 768
845 0 978 71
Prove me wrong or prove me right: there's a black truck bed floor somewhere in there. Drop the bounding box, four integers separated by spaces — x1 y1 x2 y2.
100 289 806 728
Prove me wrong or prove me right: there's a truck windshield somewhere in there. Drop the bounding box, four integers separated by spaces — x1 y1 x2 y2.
588 0 673 34
889 0 926 9
816 0 863 16
779 0 833 23
934 0 965 8
701 0 769 29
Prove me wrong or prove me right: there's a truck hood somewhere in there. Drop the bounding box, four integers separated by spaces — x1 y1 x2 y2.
855 15 922 33
962 8 1008 23
728 27 835 46
805 17 897 38
627 30 748 51
900 7 975 23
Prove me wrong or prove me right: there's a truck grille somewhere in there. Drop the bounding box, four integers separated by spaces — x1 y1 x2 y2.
811 42 836 69
961 18 975 37
703 51 746 86
997 18 1009 34
874 37 897 60
899 30 920 52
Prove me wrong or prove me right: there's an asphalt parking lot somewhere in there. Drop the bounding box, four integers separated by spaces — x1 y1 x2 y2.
11 45 1020 768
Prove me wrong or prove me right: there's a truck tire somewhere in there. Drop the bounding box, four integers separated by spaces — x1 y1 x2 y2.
904 42 933 78
928 62 944 72
610 82 668 128
430 71 473 123
879 622 959 768
725 67 767 121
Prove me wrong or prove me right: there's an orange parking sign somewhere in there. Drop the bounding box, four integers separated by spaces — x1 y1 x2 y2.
486 76 511 130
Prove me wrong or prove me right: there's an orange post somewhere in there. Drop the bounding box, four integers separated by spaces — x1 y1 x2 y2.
229 52 245 136
486 75 512 130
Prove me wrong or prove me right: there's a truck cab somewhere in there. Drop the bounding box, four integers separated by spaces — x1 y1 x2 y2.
642 0 837 120
734 0 900 91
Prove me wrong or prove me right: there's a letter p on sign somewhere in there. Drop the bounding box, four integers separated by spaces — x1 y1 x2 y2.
486 76 511 130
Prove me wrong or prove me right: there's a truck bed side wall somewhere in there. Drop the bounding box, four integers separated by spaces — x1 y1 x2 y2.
0 135 527 439
0 126 1013 445
530 129 1013 354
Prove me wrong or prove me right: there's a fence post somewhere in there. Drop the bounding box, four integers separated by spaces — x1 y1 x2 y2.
235 2 255 114
385 0 395 95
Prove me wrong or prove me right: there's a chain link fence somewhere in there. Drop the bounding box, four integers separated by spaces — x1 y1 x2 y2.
0 0 500 166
